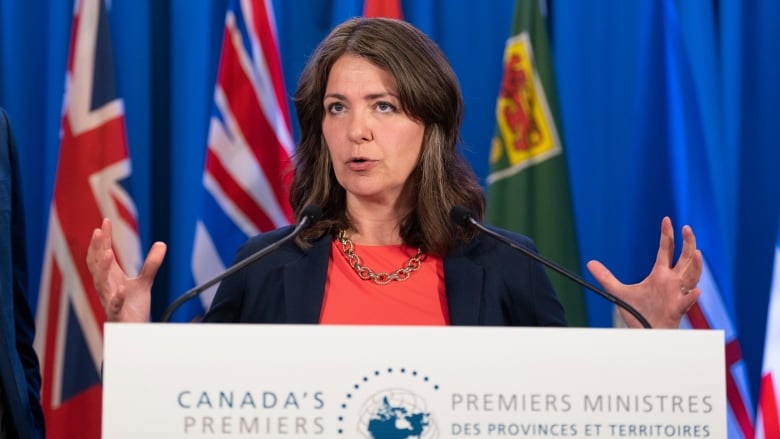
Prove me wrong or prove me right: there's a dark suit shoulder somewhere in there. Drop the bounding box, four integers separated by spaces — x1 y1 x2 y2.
232 225 308 264
205 227 329 323
451 225 566 327
460 225 539 262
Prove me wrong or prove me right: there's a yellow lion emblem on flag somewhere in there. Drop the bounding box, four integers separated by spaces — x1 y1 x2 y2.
490 33 561 183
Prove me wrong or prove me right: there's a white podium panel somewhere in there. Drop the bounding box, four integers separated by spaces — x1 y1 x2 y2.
103 324 725 438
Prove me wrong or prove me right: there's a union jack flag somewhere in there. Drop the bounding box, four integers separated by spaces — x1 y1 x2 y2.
33 0 141 437
177 0 294 321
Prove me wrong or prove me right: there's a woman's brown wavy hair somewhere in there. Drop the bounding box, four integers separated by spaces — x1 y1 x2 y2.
290 17 484 257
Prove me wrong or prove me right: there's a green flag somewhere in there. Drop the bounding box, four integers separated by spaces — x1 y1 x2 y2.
486 0 587 326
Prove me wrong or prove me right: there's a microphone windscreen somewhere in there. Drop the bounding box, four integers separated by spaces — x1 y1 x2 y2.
449 206 474 228
300 204 323 224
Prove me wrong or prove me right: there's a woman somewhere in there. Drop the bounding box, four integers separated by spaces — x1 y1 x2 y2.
88 18 701 328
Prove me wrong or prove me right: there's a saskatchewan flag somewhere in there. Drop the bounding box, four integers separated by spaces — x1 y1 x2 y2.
486 0 587 326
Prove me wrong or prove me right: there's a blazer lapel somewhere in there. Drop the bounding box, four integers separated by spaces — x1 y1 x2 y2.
283 235 331 323
444 249 484 325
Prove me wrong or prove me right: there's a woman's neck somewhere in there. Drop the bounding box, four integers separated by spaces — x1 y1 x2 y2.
345 198 408 246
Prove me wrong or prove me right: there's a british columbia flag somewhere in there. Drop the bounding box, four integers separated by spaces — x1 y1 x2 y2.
33 0 141 437
176 0 294 321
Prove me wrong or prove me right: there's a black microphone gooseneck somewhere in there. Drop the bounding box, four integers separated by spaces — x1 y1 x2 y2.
450 206 652 329
161 205 323 322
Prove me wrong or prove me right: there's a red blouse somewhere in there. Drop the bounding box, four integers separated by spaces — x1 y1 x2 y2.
319 239 449 325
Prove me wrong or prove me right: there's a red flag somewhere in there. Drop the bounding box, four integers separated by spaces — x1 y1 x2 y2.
363 0 403 19
33 0 142 437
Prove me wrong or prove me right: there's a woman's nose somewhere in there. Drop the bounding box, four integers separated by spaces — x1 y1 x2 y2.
347 112 373 144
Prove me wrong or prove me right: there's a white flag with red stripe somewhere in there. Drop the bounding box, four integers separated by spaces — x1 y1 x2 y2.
757 225 780 438
33 0 141 437
173 0 294 321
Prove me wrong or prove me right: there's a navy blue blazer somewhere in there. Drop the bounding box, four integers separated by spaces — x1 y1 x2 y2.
205 225 567 327
0 109 44 438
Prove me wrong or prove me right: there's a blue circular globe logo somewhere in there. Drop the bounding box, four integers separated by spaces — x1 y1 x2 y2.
356 388 439 439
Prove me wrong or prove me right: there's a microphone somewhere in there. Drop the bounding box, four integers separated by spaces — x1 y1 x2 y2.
450 206 652 329
161 204 323 322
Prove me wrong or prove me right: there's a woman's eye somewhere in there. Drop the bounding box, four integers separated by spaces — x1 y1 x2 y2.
376 102 397 113
327 102 345 113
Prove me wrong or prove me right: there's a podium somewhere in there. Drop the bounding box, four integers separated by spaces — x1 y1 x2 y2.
103 324 725 438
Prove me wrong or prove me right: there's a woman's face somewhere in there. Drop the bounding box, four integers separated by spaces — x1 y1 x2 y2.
322 55 424 207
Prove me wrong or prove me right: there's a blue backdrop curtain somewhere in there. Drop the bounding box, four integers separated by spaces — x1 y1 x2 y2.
1 0 778 413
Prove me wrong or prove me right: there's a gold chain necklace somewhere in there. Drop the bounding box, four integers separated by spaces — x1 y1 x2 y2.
337 230 424 285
